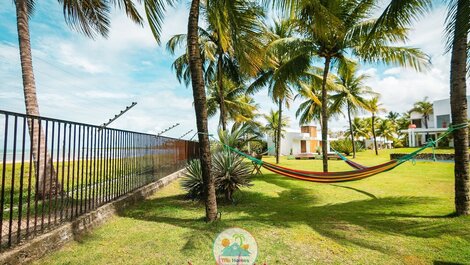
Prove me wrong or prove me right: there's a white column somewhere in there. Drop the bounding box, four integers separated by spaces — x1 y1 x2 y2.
408 130 413 147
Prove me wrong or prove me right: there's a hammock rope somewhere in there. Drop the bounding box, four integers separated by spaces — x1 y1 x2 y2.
333 123 467 170
210 123 467 183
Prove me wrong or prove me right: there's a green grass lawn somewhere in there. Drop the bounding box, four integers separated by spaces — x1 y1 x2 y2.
34 149 470 265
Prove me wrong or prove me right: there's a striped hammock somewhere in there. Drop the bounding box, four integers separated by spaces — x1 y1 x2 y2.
219 123 466 183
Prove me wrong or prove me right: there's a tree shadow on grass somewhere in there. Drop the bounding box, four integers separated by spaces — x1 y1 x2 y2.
116 173 470 258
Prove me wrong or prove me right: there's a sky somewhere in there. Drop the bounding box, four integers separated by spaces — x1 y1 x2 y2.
0 1 453 139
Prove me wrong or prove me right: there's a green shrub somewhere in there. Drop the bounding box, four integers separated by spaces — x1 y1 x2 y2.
331 139 354 155
213 151 253 202
355 141 365 152
180 159 205 201
180 151 253 202
331 139 365 155
393 138 404 148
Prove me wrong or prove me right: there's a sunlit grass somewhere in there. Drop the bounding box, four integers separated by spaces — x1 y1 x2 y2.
35 148 470 264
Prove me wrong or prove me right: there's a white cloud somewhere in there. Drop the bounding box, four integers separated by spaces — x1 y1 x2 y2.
0 2 460 137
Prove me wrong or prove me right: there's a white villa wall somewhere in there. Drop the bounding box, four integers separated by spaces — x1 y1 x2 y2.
433 97 470 127
266 128 333 156
267 130 303 156
410 111 435 128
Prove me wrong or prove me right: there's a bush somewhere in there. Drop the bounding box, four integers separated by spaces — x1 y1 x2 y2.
180 159 205 201
355 141 365 152
331 139 354 155
393 138 404 148
213 151 253 202
180 151 253 202
331 139 365 155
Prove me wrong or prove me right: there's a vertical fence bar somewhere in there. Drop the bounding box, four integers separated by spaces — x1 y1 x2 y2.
47 121 55 228
70 124 77 220
54 122 61 225
62 123 70 221
104 129 110 203
91 128 97 210
8 116 18 246
84 127 90 213
74 125 81 218
110 130 116 201
17 117 27 243
124 132 129 193
98 128 104 206
0 114 8 248
25 117 34 239
118 130 123 197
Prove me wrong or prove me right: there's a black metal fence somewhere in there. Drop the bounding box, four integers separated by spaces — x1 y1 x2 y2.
0 110 198 251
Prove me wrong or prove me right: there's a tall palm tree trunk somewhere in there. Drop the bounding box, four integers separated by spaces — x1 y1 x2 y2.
217 55 227 131
372 114 378 155
347 102 356 158
16 0 60 199
450 0 469 216
188 0 218 221
321 57 331 172
276 98 282 164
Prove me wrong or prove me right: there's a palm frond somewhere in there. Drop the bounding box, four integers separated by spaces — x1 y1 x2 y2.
111 0 144 25
59 0 111 38
144 0 176 44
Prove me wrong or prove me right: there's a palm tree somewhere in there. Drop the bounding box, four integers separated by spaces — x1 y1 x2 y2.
263 109 289 157
372 0 469 215
249 19 310 164
377 119 396 146
217 123 261 151
447 0 470 215
13 0 152 198
187 0 218 222
412 97 434 128
295 66 341 125
330 62 378 158
344 117 369 143
365 97 386 155
387 111 400 128
207 78 258 125
167 0 264 131
268 0 429 172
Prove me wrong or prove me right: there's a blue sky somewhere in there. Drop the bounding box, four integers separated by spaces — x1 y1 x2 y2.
0 1 453 138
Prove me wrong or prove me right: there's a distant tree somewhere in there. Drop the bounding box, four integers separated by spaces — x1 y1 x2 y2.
263 109 289 157
207 78 258 124
331 62 378 158
377 119 396 145
249 20 310 164
365 97 386 155
386 111 400 126
268 0 429 172
411 97 434 129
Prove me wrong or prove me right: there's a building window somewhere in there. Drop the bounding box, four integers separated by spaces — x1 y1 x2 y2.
411 119 422 128
436 114 450 128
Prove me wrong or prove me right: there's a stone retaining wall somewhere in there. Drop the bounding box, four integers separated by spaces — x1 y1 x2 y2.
390 153 455 161
0 169 186 265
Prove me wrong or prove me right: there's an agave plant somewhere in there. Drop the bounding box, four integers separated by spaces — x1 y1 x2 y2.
180 159 205 201
331 139 357 156
213 151 253 202
180 151 253 202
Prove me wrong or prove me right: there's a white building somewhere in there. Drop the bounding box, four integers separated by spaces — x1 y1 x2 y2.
266 125 335 156
403 96 470 147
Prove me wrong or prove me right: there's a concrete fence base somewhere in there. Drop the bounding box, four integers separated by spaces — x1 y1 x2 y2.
0 169 186 265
